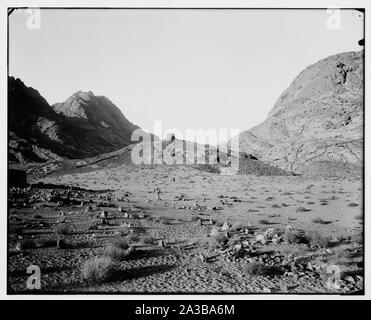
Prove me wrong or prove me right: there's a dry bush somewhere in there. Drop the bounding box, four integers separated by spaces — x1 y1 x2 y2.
103 244 127 260
112 238 130 250
296 207 311 212
307 231 329 248
348 203 359 207
311 217 331 224
243 262 285 277
131 213 139 219
102 238 132 261
231 223 243 231
159 217 172 225
139 235 154 245
82 257 114 282
17 239 36 250
56 223 70 235
351 233 363 244
88 220 99 231
207 234 227 250
258 219 270 225
243 262 265 275
126 233 139 244
116 225 130 236
285 231 307 244
9 225 23 236
36 238 56 248
191 216 202 223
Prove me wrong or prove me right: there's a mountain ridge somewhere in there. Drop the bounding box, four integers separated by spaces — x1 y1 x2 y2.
233 50 363 176
8 76 143 164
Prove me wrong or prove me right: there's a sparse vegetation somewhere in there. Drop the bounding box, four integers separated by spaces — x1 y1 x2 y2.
258 219 270 225
88 220 99 231
16 239 36 250
56 223 70 235
158 216 172 225
243 262 285 277
139 235 154 245
348 203 359 207
82 257 115 282
311 217 332 224
285 230 307 244
207 234 227 250
9 225 23 236
307 231 329 248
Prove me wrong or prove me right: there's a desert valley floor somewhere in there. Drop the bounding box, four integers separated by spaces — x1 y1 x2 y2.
8 164 363 294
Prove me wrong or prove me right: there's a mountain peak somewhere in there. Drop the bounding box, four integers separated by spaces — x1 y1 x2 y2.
236 50 363 176
9 77 141 163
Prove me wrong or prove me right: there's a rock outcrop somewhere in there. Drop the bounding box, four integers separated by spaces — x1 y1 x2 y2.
8 77 142 164
234 50 363 175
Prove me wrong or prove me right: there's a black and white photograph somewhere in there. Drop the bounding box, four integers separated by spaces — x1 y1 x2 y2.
3 2 368 298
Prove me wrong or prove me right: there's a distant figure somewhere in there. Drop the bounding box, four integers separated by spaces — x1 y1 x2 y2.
166 133 176 142
154 187 161 201
172 177 176 183
216 148 220 164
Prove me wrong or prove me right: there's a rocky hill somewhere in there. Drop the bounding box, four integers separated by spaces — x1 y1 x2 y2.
8 77 142 164
234 50 363 175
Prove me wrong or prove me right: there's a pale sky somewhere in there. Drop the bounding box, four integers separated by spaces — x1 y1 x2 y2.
9 9 363 144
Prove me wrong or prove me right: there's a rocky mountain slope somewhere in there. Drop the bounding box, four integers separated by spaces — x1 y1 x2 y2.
234 50 363 175
8 77 142 164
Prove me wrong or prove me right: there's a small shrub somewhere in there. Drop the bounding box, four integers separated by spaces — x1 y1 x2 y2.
243 262 285 277
36 238 56 248
116 225 130 236
307 231 329 248
131 213 139 219
159 217 172 225
311 217 331 224
103 238 134 260
296 207 311 212
131 226 147 235
207 234 227 250
285 231 307 244
139 235 154 245
56 223 70 235
351 233 363 244
112 238 130 250
16 239 36 250
9 225 23 236
243 262 265 275
82 257 114 282
191 216 202 223
231 223 243 231
88 220 99 231
258 219 270 225
348 203 359 207
126 233 139 244
103 244 127 260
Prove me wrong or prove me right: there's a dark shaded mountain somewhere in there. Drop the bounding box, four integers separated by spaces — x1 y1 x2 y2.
233 50 363 176
8 77 143 164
